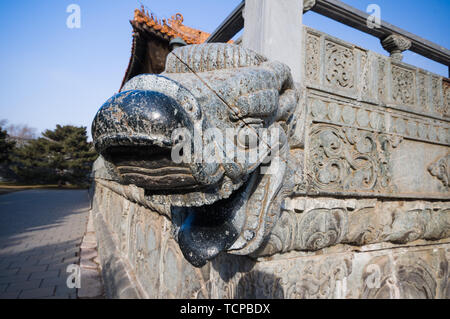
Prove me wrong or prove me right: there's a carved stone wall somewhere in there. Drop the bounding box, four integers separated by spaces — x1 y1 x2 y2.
92 180 449 299
303 27 450 119
302 27 449 201
91 26 450 299
92 180 210 298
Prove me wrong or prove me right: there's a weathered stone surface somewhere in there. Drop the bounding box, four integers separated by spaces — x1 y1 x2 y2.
80 240 97 250
381 34 412 61
78 268 103 298
243 0 303 83
91 155 119 181
91 180 450 299
303 0 316 13
80 258 98 270
90 25 449 298
77 212 104 299
428 154 450 190
92 43 299 266
257 197 450 256
93 210 141 299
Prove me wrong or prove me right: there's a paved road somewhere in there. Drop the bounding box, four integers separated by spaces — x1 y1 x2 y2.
0 190 90 299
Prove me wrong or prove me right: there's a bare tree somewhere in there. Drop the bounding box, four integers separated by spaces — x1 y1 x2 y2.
3 121 38 139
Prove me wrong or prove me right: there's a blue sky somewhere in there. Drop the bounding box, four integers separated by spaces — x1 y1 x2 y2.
0 0 448 139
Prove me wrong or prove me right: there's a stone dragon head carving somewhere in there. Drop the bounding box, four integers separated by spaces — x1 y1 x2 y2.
92 43 301 267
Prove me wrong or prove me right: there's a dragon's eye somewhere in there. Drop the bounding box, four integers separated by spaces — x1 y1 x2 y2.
236 121 263 150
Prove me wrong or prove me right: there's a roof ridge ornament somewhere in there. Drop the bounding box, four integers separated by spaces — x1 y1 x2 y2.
170 13 184 24
133 7 210 45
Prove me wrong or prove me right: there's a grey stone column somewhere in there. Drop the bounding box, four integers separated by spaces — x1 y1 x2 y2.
242 0 304 84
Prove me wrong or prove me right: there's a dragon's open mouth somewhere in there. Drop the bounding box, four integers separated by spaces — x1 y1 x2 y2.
99 138 259 268
174 170 258 267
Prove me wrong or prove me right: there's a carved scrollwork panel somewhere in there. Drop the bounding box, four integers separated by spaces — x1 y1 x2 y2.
417 72 429 111
305 33 320 83
391 65 415 105
255 199 450 257
298 208 348 250
428 154 450 191
377 57 386 103
362 255 438 299
359 50 370 99
283 257 352 299
325 41 355 89
432 76 443 115
307 97 449 145
444 81 450 117
306 124 402 194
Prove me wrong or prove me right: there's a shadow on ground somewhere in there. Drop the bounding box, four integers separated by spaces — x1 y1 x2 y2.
0 190 90 299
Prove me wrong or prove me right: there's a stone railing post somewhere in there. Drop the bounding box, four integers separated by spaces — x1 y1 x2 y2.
303 0 316 13
381 34 412 62
242 0 304 84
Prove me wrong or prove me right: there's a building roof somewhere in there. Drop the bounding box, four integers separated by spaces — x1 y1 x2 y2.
133 7 210 45
121 7 231 90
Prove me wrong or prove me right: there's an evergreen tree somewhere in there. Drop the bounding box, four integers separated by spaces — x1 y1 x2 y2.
10 136 53 183
11 125 97 185
0 126 15 164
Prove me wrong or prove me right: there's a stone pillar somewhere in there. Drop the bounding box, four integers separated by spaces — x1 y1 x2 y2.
381 34 412 62
242 0 304 84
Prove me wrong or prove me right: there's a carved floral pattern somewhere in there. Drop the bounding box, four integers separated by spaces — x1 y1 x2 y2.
362 255 438 299
305 34 320 83
418 72 429 111
325 41 354 89
377 57 386 102
308 98 449 144
298 208 348 250
432 76 445 115
212 247 447 299
428 154 450 190
360 51 370 98
95 181 450 299
392 66 415 105
212 254 353 299
283 257 352 299
303 29 446 122
257 202 450 256
307 124 402 193
444 82 450 117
